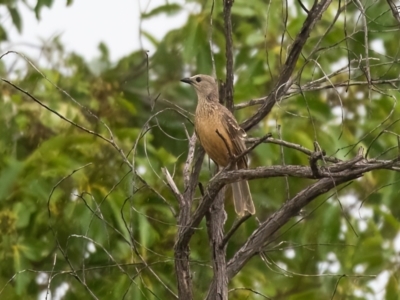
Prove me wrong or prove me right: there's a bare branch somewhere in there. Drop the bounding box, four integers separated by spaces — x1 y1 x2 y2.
247 137 341 163
242 0 333 131
223 0 234 112
162 168 184 205
205 189 228 300
387 0 400 24
226 174 359 280
174 141 205 299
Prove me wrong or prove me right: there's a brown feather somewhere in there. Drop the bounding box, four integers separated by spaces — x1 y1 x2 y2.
183 74 256 216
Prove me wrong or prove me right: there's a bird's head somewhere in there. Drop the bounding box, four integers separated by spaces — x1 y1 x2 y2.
180 74 218 101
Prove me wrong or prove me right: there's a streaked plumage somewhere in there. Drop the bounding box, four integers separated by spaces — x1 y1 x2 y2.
181 74 255 216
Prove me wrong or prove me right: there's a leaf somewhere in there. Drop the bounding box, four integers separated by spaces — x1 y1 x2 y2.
13 246 31 295
20 239 50 262
139 211 151 253
0 25 8 41
0 159 24 202
141 4 181 19
7 7 22 33
98 42 110 61
231 5 256 17
34 0 53 19
141 30 159 47
13 202 33 229
385 274 399 300
182 17 201 63
246 31 265 46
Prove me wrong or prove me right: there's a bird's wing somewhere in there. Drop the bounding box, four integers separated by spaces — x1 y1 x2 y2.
219 105 248 168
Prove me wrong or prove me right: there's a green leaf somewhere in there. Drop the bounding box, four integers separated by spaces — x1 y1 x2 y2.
7 7 22 33
139 210 150 251
20 239 50 262
13 247 31 295
385 273 400 300
231 5 256 17
141 4 181 19
34 0 53 19
0 25 8 41
98 42 110 61
0 159 24 202
13 202 32 229
141 30 159 47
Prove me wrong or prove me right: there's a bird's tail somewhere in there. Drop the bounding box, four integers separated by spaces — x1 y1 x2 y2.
231 180 255 216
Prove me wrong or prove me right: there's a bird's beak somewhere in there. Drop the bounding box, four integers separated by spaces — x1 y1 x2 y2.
180 77 192 84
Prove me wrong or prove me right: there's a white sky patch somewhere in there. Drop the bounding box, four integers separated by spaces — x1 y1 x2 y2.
336 194 375 234
332 106 342 117
38 290 51 300
38 282 70 300
370 39 385 55
233 74 238 85
284 248 295 259
353 288 364 298
140 0 190 51
326 252 340 273
379 205 389 213
288 0 298 17
353 11 362 26
367 270 390 299
358 205 373 219
87 242 96 253
357 105 367 117
137 165 147 175
318 261 329 273
353 264 366 273
331 106 343 125
393 232 400 252
318 252 341 274
330 57 348 72
36 272 48 285
355 92 364 100
266 119 276 128
4 0 188 62
54 282 70 300
339 194 374 221
357 219 368 232
276 261 287 271
70 188 78 202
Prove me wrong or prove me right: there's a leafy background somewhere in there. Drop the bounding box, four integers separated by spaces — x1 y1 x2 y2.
0 0 399 299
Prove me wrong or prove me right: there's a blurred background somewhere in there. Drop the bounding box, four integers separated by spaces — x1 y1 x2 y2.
0 0 400 299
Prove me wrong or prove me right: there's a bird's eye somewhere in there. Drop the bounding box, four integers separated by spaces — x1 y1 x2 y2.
196 77 202 83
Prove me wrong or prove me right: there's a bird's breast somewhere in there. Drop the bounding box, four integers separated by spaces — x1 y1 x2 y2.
195 105 232 166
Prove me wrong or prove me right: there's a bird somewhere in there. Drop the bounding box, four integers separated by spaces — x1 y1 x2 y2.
180 74 255 216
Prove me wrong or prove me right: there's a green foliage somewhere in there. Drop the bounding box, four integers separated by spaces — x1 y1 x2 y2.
0 0 400 299
0 0 61 40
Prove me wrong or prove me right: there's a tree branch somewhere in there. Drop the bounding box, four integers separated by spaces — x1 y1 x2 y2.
241 0 333 131
226 174 359 280
174 138 205 300
223 0 234 112
387 0 400 24
205 189 228 300
175 151 399 286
